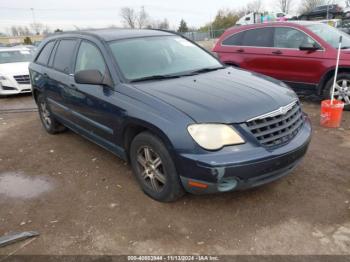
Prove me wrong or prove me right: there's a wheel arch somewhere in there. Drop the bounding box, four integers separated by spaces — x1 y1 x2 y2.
122 119 176 162
318 67 350 95
223 61 240 67
32 89 40 104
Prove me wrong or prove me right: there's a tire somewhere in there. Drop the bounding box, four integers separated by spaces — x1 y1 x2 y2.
323 73 350 111
129 132 185 202
37 94 67 134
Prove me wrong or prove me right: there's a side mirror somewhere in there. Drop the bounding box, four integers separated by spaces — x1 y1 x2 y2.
74 69 113 87
299 43 320 51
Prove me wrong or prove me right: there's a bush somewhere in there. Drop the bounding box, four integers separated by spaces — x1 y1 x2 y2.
23 37 32 45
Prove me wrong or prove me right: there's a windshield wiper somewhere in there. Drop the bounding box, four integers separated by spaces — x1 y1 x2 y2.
185 66 225 76
130 66 225 82
130 74 181 83
341 46 350 49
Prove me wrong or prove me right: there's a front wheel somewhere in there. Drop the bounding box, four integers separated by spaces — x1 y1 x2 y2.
323 73 350 111
129 132 185 202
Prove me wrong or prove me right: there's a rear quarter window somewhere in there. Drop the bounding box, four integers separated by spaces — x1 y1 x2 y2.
222 31 245 46
36 41 55 65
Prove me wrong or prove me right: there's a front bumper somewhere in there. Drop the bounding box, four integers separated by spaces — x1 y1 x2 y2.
177 117 312 194
0 83 32 95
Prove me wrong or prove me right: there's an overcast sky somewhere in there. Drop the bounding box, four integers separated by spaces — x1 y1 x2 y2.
0 0 307 33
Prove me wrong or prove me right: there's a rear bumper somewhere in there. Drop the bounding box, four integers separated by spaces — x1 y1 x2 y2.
177 117 311 194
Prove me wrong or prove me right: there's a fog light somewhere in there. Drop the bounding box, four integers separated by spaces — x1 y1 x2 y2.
217 177 237 192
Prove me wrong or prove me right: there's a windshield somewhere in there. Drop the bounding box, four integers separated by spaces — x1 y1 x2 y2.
306 23 350 48
0 49 34 64
108 36 222 81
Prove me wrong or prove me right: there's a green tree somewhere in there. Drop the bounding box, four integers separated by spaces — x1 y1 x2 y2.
23 36 32 45
212 9 239 30
199 9 239 37
177 19 189 33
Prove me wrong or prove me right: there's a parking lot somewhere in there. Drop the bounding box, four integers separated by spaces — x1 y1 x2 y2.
0 94 349 255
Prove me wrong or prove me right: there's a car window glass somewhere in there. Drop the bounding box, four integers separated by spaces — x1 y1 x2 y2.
75 41 106 73
274 27 316 49
242 28 274 47
109 36 221 81
222 31 245 46
306 23 350 48
0 50 34 64
36 41 55 65
53 39 77 73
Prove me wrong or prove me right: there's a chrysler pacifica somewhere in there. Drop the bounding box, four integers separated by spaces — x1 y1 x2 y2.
29 29 311 202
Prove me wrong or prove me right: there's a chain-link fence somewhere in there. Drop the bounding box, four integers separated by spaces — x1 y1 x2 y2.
181 29 226 41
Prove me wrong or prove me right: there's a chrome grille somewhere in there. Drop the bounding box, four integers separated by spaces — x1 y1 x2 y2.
246 101 304 148
13 75 30 84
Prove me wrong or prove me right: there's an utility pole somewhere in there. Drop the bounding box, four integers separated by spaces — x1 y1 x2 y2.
30 8 38 34
326 0 333 20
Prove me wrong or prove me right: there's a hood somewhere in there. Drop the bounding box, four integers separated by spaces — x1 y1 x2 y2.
0 62 30 76
132 68 298 123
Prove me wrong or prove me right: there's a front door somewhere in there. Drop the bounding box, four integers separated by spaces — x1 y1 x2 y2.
68 40 120 149
265 27 326 85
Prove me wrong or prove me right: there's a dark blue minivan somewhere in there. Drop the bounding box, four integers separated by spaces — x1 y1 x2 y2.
29 29 311 202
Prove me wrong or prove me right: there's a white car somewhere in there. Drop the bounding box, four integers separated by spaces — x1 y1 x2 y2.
0 47 34 96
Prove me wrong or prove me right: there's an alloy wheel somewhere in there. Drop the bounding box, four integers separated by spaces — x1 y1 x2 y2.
333 79 350 105
136 146 166 192
40 101 52 128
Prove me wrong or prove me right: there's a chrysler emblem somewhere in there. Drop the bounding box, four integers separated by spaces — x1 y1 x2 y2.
247 100 298 122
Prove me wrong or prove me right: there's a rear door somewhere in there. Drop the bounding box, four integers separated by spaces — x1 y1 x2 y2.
218 27 275 75
46 39 78 121
235 27 275 76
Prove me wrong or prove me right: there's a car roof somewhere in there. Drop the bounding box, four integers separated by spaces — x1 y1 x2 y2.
50 28 175 42
229 21 322 31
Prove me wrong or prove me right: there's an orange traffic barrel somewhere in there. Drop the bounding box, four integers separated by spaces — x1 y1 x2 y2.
320 99 344 128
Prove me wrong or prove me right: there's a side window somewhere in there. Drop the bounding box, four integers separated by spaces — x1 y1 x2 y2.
75 41 106 73
274 27 317 49
36 41 55 65
242 28 274 47
222 31 245 46
53 39 77 73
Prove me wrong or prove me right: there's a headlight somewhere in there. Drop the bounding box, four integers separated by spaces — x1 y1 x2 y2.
187 124 245 150
0 75 7 80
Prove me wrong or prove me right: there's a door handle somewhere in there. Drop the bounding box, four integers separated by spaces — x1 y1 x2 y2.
236 49 244 53
272 50 282 55
70 83 78 90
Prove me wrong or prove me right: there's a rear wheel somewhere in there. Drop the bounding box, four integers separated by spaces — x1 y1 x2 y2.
323 73 350 111
37 94 67 134
129 132 185 202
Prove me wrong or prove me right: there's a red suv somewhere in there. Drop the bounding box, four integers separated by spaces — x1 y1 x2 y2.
213 21 350 109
